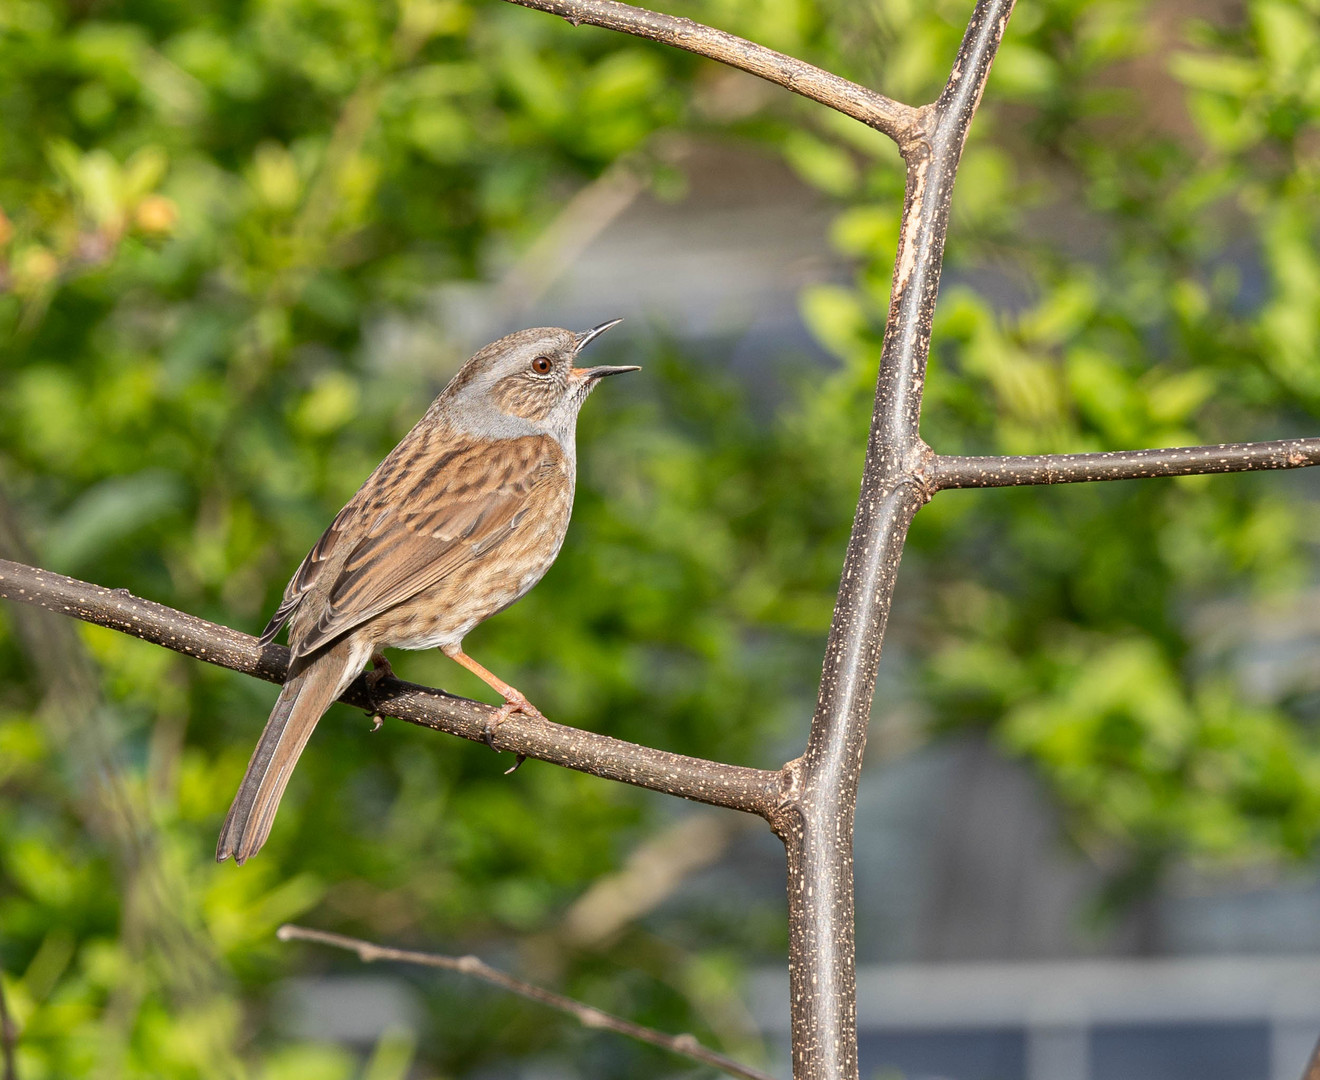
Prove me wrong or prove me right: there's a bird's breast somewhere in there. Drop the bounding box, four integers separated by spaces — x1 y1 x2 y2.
374 460 575 651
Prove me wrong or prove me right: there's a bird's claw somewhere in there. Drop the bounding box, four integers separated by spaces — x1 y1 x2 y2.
363 654 396 722
482 696 545 753
366 654 395 689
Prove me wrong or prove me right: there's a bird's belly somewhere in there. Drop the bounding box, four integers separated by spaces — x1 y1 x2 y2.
376 494 572 651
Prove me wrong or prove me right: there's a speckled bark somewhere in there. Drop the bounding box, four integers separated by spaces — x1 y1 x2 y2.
0 559 781 816
932 438 1320 488
501 0 924 145
768 3 1017 1077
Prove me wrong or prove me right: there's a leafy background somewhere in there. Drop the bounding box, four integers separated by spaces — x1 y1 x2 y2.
1 0 1318 1075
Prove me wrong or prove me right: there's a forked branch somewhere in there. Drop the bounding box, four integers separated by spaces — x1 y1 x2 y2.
278 924 776 1080
500 0 922 145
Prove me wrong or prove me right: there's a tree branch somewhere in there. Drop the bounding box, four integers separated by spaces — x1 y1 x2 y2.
774 2 1017 1077
929 437 1320 488
0 560 782 817
499 0 922 145
277 924 776 1080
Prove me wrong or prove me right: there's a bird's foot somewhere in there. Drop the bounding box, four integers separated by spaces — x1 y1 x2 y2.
364 653 396 727
482 691 545 753
366 653 395 688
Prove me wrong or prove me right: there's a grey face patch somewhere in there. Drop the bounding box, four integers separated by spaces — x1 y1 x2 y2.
433 324 626 452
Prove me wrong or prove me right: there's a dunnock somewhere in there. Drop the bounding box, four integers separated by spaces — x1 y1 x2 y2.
217 321 636 864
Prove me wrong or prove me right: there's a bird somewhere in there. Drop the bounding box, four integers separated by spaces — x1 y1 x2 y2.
217 320 637 865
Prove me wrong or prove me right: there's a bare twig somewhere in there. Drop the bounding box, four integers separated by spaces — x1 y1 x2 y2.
277 924 777 1080
0 971 17 1080
0 560 782 817
499 0 921 145
931 438 1320 489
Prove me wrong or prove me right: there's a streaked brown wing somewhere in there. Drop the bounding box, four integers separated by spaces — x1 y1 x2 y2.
259 427 437 644
289 435 560 661
260 503 355 644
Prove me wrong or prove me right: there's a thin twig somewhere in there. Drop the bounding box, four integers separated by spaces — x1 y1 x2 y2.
499 0 921 145
930 438 1320 489
277 925 777 1080
0 971 17 1080
0 559 782 817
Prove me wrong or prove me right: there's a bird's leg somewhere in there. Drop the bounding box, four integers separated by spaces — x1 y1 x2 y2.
366 652 395 688
440 644 545 750
365 652 395 730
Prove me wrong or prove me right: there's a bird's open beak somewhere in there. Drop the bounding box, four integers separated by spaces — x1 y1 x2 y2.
571 318 640 381
575 318 624 352
577 363 641 380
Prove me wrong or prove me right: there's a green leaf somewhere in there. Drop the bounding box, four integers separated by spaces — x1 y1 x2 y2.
44 470 187 572
783 131 858 197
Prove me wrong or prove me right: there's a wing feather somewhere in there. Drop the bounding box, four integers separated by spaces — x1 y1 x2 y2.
286 435 561 661
259 503 355 644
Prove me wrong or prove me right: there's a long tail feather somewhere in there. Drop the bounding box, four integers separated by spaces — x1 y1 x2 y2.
216 638 365 865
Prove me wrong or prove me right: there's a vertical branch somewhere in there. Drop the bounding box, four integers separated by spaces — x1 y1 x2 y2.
775 2 1016 1077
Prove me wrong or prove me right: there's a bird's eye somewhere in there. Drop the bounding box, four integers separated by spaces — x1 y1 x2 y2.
531 356 553 375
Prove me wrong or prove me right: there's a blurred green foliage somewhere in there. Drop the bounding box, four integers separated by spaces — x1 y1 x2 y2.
1 0 1319 1076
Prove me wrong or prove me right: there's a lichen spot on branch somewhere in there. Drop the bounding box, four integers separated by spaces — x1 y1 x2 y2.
894 155 930 294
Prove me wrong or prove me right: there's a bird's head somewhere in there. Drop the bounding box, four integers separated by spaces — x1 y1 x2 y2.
442 320 637 439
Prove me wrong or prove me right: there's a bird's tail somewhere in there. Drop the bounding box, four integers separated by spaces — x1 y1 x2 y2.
216 638 366 865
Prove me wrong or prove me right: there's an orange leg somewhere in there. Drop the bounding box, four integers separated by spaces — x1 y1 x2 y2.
440 644 546 744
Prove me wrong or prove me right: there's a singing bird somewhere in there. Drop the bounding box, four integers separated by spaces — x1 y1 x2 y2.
217 321 637 865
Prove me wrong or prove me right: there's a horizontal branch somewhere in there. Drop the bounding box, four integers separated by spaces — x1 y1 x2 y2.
500 0 921 145
278 925 776 1080
0 560 782 817
930 437 1320 489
